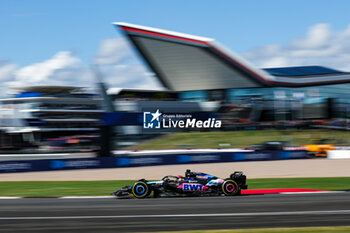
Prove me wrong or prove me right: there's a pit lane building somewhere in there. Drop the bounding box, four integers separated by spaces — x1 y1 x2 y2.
114 22 350 122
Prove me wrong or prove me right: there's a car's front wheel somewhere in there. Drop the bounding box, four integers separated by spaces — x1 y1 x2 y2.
132 181 151 199
221 180 239 196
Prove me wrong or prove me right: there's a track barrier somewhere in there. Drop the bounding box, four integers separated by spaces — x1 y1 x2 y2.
328 150 350 159
0 150 307 173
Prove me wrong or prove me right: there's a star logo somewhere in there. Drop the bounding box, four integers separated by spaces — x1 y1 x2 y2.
151 109 162 122
143 109 162 129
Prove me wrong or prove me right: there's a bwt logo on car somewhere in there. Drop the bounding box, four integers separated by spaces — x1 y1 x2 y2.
143 109 221 129
179 183 207 192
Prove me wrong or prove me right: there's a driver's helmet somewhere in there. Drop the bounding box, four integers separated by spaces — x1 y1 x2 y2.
185 169 195 178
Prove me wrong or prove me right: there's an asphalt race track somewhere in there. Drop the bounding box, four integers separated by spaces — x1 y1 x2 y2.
0 193 350 232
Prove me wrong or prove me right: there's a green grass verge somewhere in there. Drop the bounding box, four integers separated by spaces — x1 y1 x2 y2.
129 129 350 150
248 177 350 191
157 226 350 233
0 177 349 197
0 180 133 197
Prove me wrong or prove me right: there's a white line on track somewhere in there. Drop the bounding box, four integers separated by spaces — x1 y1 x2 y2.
0 191 349 199
0 191 348 199
280 191 347 195
0 210 350 220
0 153 70 157
59 196 114 199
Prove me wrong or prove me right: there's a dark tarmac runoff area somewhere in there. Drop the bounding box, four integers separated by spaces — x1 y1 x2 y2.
0 193 350 232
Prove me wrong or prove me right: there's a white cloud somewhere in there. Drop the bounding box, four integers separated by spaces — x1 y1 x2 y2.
94 36 164 90
290 23 331 49
3 51 91 90
0 62 17 82
0 51 95 97
242 23 350 71
0 35 164 98
99 64 164 90
15 51 81 84
94 37 132 65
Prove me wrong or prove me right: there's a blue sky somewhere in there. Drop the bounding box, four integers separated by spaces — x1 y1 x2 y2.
1 0 350 92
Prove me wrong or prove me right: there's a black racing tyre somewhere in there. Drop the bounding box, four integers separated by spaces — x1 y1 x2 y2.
132 181 150 199
221 179 239 196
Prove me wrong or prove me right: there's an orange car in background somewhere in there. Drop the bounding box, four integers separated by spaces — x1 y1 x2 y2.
303 139 334 157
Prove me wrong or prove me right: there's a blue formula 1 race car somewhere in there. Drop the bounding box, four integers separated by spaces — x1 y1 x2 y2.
111 169 248 198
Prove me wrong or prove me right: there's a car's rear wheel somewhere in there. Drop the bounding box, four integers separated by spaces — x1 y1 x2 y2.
132 181 150 199
222 179 239 196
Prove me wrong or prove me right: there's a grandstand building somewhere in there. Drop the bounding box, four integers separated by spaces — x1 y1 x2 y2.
0 86 101 148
